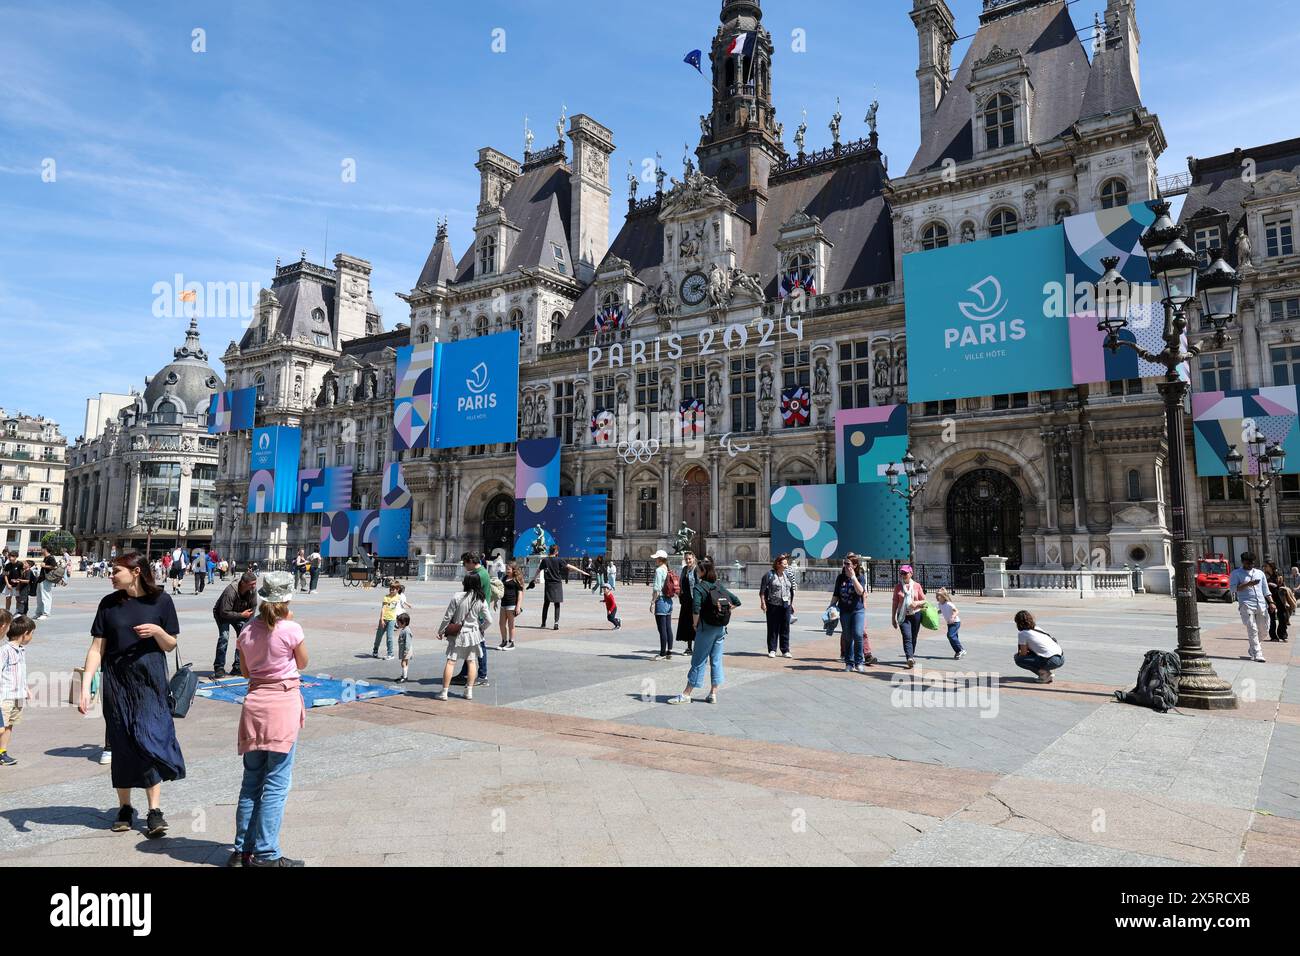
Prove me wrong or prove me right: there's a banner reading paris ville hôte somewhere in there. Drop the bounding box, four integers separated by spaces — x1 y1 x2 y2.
903 201 1180 404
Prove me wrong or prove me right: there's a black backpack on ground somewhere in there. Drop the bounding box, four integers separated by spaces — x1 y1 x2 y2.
1115 650 1181 713
700 584 732 627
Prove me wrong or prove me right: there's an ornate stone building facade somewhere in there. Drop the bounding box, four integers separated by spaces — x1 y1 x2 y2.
0 410 67 557
65 320 222 558
1181 137 1300 564
213 0 1205 591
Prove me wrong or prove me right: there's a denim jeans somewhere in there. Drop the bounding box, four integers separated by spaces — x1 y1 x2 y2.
373 619 395 656
1014 651 1065 674
687 624 726 688
234 742 297 861
899 611 924 659
839 605 867 665
945 621 965 653
765 604 791 654
36 581 52 617
214 621 242 672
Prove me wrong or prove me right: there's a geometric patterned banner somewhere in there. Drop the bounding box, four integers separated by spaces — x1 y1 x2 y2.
1192 385 1300 477
835 404 908 484
770 482 909 561
207 387 257 434
515 438 561 508
381 462 412 510
298 467 353 513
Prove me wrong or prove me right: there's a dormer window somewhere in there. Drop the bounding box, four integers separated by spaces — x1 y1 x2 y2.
479 236 497 275
920 222 950 251
550 311 563 341
983 93 1016 150
988 208 1019 238
1193 226 1221 267
311 308 326 325
551 242 567 275
416 324 429 344
1100 178 1129 210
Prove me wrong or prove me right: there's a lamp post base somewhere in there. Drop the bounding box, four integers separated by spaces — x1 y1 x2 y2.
1175 656 1239 709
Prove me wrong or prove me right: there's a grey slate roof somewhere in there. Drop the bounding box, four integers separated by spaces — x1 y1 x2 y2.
907 0 1096 175
239 261 337 349
451 160 573 282
1179 138 1300 265
562 149 893 338
1079 41 1141 120
416 235 456 288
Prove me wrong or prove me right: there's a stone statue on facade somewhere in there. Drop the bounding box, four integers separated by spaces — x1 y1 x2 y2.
864 99 879 136
574 388 587 425
525 116 534 156
759 365 774 402
814 357 830 397
655 153 666 193
728 268 766 302
707 371 722 411
673 520 695 555
795 110 807 154
874 352 890 388
660 374 675 412
628 161 638 201
534 394 547 431
829 99 842 147
707 262 730 308
682 144 695 178
556 105 566 144
961 221 976 244
894 347 907 386
699 114 711 139
1236 227 1253 269
616 382 630 412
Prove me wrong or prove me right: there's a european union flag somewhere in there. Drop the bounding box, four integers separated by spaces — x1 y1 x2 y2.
684 50 703 74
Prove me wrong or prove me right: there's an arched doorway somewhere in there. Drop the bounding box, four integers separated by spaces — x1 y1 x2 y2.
946 468 1023 568
681 467 710 558
481 493 514 559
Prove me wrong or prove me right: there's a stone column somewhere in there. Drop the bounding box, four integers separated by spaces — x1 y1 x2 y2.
708 449 721 536
436 466 448 540
614 463 626 538
126 464 141 529
1040 430 1059 532
1069 426 1086 534
816 432 830 484
97 469 112 532
760 447 772 534
661 451 673 537
177 465 193 538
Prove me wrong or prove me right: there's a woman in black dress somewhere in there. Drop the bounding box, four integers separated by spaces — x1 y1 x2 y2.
676 551 699 655
79 551 186 838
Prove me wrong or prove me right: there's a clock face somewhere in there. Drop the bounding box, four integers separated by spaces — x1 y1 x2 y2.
681 271 709 306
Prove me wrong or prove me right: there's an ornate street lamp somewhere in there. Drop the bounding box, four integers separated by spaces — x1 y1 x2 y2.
886 452 929 568
1096 203 1242 709
1227 439 1287 564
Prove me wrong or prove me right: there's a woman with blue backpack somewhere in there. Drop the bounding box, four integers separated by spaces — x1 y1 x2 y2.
667 557 742 705
832 553 876 672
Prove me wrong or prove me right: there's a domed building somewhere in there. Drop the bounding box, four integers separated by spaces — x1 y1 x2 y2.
65 319 224 559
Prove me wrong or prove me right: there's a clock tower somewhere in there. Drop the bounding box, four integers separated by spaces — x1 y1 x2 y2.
697 0 786 231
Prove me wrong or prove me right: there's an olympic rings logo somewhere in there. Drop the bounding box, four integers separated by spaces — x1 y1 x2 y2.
617 439 661 464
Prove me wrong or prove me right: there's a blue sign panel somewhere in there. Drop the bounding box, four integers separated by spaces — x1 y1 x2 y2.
432 331 520 450
903 227 1071 403
247 426 301 514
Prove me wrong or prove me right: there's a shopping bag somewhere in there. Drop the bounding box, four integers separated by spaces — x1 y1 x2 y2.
920 602 942 631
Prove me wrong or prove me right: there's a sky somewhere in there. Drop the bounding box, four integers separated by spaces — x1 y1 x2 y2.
1 0 1296 440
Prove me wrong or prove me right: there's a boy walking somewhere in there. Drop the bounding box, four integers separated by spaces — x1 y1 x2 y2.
395 613 414 683
0 613 35 766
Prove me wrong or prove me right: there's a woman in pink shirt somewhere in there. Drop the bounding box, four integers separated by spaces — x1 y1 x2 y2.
891 565 927 669
229 571 307 867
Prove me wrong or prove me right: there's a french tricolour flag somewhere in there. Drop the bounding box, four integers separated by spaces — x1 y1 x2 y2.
725 32 756 57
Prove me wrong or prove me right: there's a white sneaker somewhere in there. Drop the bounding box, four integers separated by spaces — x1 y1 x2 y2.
768 651 777 658
465 688 473 700
667 694 691 705
437 690 449 701
1252 654 1267 663
99 750 112 765
782 651 793 659
955 650 967 660
706 693 718 704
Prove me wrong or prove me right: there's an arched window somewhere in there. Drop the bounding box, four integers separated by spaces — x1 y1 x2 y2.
253 373 266 405
550 311 564 341
1100 178 1129 210
1053 201 1072 225
921 222 950 251
983 93 1016 150
474 315 489 338
601 291 621 310
1127 469 1142 501
415 324 429 344
988 208 1019 238
156 400 178 424
478 236 496 275
508 308 523 333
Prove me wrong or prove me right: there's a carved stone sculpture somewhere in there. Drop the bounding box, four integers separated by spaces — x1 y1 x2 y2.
1236 227 1253 269
707 262 730 308
759 365 775 402
874 353 890 388
814 357 829 397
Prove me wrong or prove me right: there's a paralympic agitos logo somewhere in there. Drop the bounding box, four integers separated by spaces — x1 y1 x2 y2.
944 275 1026 350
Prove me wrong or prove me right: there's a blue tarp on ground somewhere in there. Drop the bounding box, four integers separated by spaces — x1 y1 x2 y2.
195 674 401 707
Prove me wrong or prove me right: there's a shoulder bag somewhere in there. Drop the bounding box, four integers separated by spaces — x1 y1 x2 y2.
168 648 199 718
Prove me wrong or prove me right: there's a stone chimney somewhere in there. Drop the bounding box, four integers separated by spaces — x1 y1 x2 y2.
911 0 958 146
567 114 615 284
